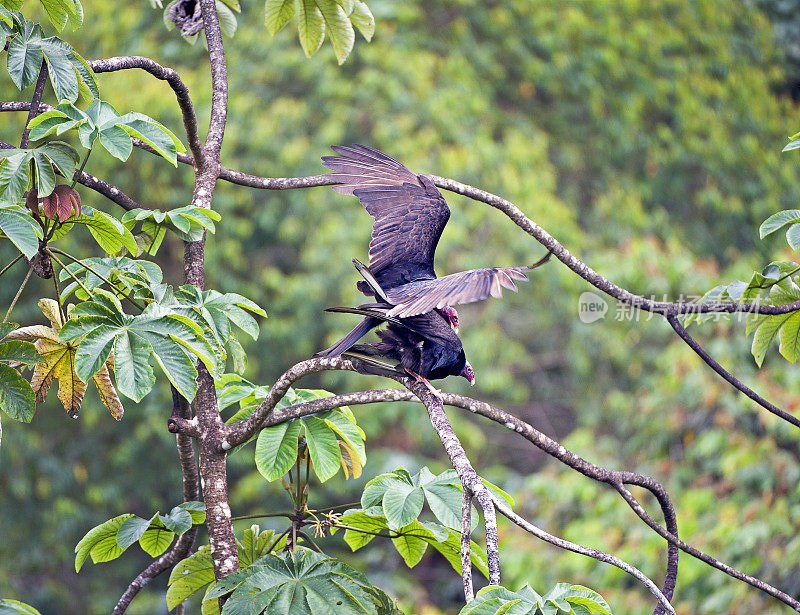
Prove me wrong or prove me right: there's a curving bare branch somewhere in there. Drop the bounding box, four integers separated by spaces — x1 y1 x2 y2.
489 493 675 614
88 56 203 163
666 314 800 428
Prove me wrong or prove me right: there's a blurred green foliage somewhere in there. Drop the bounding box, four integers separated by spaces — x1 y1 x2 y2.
3 0 800 613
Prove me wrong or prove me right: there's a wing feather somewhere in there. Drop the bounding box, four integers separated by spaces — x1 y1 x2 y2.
322 145 450 285
384 267 533 317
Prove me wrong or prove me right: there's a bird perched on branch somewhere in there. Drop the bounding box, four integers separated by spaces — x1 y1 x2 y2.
316 144 550 391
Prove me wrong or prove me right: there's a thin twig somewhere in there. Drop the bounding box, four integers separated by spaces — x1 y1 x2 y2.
48 250 93 299
0 254 24 279
4 265 33 321
666 313 799 428
88 57 203 163
490 494 675 615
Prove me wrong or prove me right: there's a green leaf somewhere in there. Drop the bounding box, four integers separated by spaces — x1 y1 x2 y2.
0 362 36 422
215 0 238 37
27 109 72 141
97 124 133 161
760 210 800 238
44 48 79 102
0 151 33 202
0 339 40 365
167 545 216 610
117 113 185 166
296 0 325 58
112 332 155 402
74 514 133 571
317 0 354 64
779 312 800 363
350 0 374 41
390 520 429 567
176 501 206 524
255 420 301 481
208 547 379 614
342 507 387 551
303 415 341 482
139 523 175 557
160 507 193 534
116 515 153 551
64 206 139 254
382 480 424 530
0 599 42 615
0 208 41 258
6 24 44 89
265 0 294 33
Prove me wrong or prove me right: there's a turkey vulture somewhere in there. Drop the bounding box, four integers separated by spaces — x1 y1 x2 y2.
330 304 474 394
321 144 551 322
317 145 550 362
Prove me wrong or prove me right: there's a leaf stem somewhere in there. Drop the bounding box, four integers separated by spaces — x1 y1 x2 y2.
4 265 33 321
296 531 324 554
47 249 94 300
71 147 92 189
50 259 66 320
0 254 23 279
231 513 294 521
48 247 146 312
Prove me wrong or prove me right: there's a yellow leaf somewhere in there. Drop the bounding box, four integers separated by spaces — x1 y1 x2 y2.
38 298 64 331
92 361 124 420
53 345 87 418
6 325 60 342
31 338 66 403
339 441 362 480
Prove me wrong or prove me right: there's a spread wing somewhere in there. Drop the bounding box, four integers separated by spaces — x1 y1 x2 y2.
384 267 532 318
322 144 450 286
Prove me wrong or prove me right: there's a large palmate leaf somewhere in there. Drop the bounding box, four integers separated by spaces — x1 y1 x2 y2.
360 466 502 531
57 256 163 302
0 142 79 202
340 507 489 577
7 299 123 419
0 321 38 424
4 14 95 101
27 99 185 165
59 291 216 402
459 583 613 615
166 525 287 612
50 205 138 255
251 388 366 483
264 0 373 64
120 206 221 254
205 547 395 615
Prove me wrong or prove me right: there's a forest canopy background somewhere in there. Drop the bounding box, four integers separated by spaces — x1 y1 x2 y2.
3 1 800 613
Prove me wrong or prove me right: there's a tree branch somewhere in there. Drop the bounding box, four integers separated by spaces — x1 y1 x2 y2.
113 390 199 614
489 493 675 614
88 56 203 163
407 380 501 585
665 314 799 428
461 486 474 603
20 60 48 149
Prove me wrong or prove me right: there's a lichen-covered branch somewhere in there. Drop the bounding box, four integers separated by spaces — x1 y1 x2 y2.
408 380 501 585
461 486 474 603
